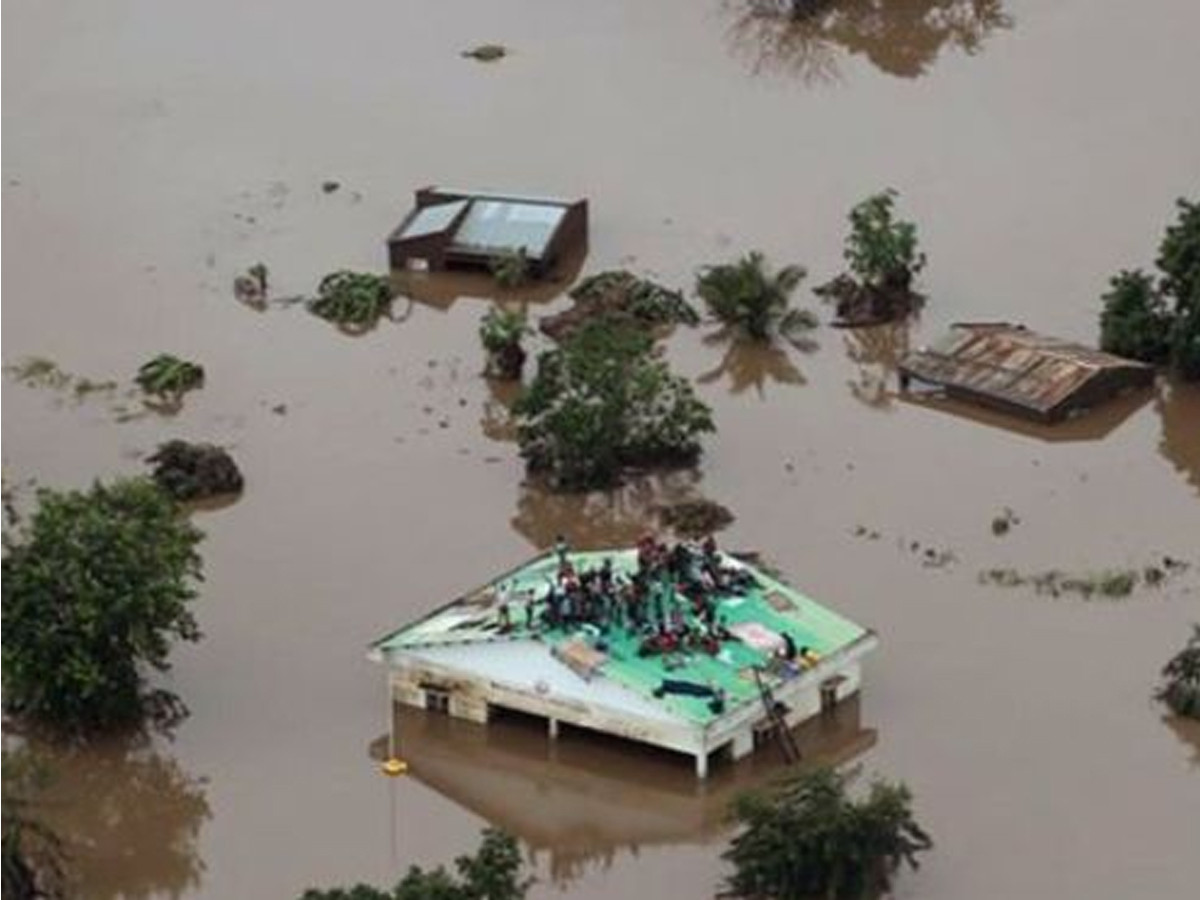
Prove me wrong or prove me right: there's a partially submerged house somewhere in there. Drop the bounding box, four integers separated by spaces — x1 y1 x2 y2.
898 322 1155 423
387 187 588 276
370 547 877 778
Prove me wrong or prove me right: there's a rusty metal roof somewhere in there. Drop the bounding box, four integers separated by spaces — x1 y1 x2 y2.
900 323 1153 417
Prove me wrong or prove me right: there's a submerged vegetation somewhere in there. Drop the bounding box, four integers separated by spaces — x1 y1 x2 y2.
1 479 204 734
1157 625 1200 720
816 189 926 326
657 498 735 538
724 767 932 900
300 828 528 900
4 357 118 399
136 354 205 402
541 270 698 341
978 557 1190 599
307 271 394 331
490 247 533 288
2 751 63 900
515 318 714 490
696 252 815 343
1099 197 1200 380
479 308 530 380
146 440 244 502
461 43 510 63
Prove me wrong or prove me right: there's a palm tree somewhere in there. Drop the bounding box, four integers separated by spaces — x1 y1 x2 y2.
696 251 816 344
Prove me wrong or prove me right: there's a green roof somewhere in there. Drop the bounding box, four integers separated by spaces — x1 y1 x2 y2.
375 549 871 725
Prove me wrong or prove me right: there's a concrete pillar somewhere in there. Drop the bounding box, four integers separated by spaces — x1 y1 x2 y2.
548 717 559 740
695 751 709 779
731 729 755 761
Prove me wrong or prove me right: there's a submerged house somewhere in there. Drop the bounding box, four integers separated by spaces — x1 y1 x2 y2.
387 187 588 276
370 547 877 778
899 322 1155 423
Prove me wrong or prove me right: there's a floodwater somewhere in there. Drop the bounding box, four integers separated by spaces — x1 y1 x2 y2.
3 1 1199 898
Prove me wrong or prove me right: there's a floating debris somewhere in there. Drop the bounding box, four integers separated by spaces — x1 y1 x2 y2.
657 499 735 538
991 507 1020 536
234 262 270 308
136 354 205 402
978 557 1190 599
461 44 509 62
4 356 118 398
321 180 341 194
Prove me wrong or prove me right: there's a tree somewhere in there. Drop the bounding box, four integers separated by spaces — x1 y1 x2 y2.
490 249 532 289
514 318 714 490
1098 270 1173 363
723 767 932 900
1156 625 1200 720
478 308 529 380
1098 197 1200 380
299 829 529 900
696 252 815 343
2 478 204 734
817 190 926 326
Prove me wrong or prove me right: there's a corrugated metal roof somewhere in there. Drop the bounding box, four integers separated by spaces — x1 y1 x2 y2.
449 200 566 258
901 323 1152 416
399 200 468 238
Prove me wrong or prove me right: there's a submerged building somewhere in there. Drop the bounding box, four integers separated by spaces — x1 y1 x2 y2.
899 322 1155 423
387 187 588 276
370 547 877 778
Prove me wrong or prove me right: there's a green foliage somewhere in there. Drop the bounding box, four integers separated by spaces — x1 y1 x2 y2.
1099 196 1200 380
1157 625 1200 719
1099 270 1173 363
570 271 699 328
5 358 117 398
514 319 714 489
696 251 814 343
490 249 532 289
461 44 509 63
479 308 528 354
135 354 205 400
843 189 926 290
299 829 528 900
2 752 63 900
308 271 393 330
724 767 932 900
2 479 204 734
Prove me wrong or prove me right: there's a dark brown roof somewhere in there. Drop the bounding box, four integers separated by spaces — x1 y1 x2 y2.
899 323 1154 418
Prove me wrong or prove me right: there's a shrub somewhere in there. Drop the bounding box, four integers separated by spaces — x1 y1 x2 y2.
307 271 393 330
843 189 926 291
135 355 205 400
724 767 932 900
2 479 204 734
490 248 532 289
1157 625 1200 719
1099 270 1173 363
515 318 714 489
696 251 814 343
479 308 529 380
146 441 244 502
299 829 528 900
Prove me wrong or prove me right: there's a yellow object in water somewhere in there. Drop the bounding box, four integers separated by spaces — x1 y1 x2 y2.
381 757 408 776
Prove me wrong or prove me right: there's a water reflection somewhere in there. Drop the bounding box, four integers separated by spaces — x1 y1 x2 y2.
698 330 810 397
1156 380 1200 497
481 377 523 444
1162 715 1200 769
841 321 910 409
897 382 1154 442
7 734 210 900
510 470 704 549
373 696 875 887
395 247 586 313
725 0 1013 83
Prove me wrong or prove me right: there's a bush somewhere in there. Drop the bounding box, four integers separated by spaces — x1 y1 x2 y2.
514 318 714 490
540 270 697 341
146 440 244 502
696 251 814 343
299 829 528 900
843 189 925 291
479 308 529 380
1099 270 1174 363
1157 625 1200 719
2 479 204 734
724 767 932 900
490 248 532 288
135 355 205 400
308 271 393 331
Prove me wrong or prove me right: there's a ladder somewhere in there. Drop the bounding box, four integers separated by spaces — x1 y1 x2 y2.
753 666 801 763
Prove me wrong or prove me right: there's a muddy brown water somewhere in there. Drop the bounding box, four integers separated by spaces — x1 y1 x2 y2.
4 1 1199 898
